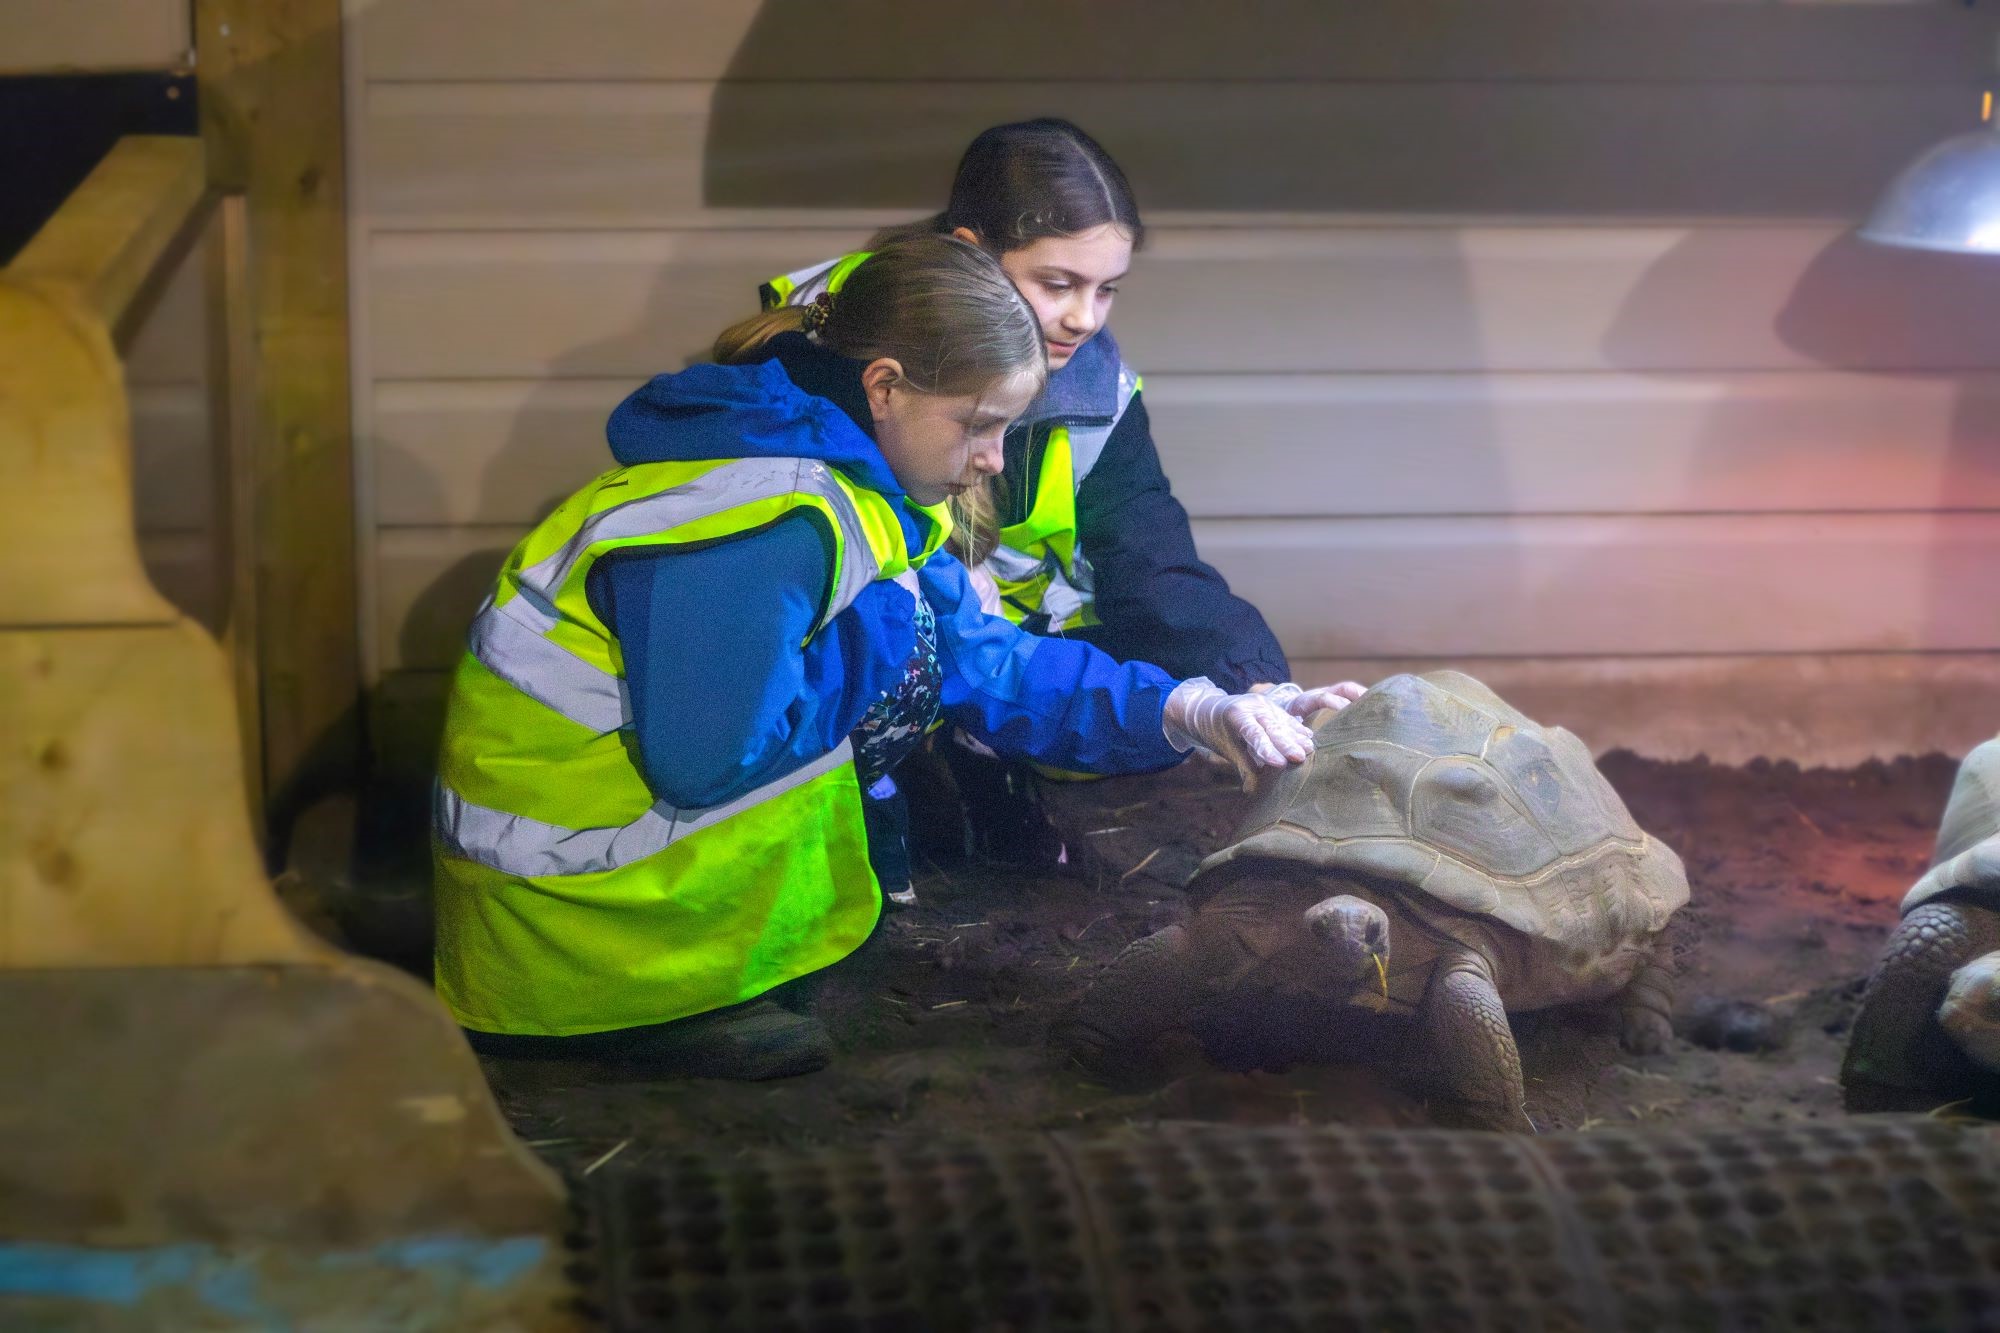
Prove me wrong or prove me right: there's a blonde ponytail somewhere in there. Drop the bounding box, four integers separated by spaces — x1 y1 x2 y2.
713 306 809 365
947 478 1002 566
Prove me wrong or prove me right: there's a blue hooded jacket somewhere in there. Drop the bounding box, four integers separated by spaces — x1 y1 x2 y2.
587 337 1186 809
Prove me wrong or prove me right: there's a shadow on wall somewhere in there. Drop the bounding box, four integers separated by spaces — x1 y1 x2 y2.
124 223 227 637
691 0 1998 688
702 1 1985 216
356 0 2000 763
1598 229 2000 686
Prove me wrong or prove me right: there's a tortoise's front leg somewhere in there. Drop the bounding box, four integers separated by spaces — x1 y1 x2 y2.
1415 949 1532 1133
1616 945 1676 1055
1843 901 2000 1111
1052 924 1202 1081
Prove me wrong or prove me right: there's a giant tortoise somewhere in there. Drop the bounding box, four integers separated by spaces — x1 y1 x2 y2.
1055 670 1690 1131
1844 738 2000 1111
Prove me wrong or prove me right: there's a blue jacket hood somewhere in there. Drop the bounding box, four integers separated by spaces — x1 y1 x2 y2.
605 355 905 499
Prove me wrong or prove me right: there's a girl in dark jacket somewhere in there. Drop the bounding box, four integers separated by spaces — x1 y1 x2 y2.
764 120 1361 869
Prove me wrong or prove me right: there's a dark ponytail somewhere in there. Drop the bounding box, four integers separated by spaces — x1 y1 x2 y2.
868 118 1145 254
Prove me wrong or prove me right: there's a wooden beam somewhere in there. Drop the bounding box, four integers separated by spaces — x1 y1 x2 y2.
7 135 209 347
196 0 361 821
206 194 265 829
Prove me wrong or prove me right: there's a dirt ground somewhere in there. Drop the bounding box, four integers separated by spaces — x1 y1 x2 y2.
473 748 1964 1180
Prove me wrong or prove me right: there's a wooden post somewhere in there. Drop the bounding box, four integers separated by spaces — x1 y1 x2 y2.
207 193 265 830
195 0 361 825
0 141 575 1328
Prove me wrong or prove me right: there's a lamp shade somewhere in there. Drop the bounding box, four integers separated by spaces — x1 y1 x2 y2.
1860 121 2000 255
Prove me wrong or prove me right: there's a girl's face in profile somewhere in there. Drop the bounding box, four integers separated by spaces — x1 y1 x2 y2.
958 223 1134 371
865 364 1041 508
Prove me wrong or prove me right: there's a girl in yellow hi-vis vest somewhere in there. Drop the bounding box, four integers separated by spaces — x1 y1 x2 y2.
765 120 1363 874
433 236 1351 1079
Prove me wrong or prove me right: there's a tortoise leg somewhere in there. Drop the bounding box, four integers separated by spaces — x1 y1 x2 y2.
1615 946 1676 1056
1843 901 2000 1112
1053 924 1202 1080
1414 949 1533 1133
1939 949 2000 1069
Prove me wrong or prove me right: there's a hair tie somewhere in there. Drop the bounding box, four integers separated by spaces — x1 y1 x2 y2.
802 291 835 338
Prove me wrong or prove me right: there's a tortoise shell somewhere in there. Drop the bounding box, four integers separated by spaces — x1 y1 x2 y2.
1901 738 2000 915
1192 671 1688 955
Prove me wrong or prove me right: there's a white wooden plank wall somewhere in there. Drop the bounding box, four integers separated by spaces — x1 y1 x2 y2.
344 0 2000 765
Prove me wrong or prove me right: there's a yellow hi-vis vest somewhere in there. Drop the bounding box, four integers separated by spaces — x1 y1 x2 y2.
763 253 1139 631
433 454 949 1036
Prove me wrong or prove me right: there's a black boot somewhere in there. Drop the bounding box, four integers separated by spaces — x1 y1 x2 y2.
465 999 833 1081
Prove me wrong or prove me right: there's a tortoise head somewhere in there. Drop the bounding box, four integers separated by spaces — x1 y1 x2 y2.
1939 951 2000 1071
1303 894 1391 999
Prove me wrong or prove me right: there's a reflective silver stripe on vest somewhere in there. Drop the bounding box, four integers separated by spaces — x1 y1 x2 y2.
980 543 1045 585
774 257 844 309
516 456 880 633
463 458 886 733
467 594 630 733
437 740 856 878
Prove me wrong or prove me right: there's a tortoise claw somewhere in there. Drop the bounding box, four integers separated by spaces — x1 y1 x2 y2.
1620 1009 1674 1056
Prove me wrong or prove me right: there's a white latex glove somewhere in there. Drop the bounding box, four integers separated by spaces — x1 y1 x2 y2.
1259 680 1369 721
1162 678 1315 786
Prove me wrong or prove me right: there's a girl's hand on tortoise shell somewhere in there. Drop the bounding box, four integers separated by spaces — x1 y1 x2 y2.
1164 680 1315 787
1257 680 1369 721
